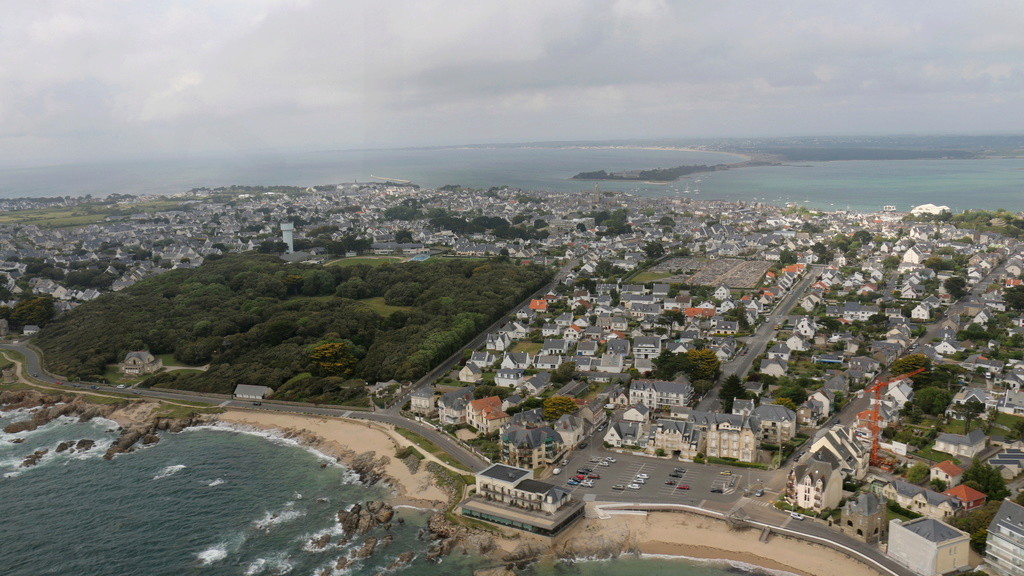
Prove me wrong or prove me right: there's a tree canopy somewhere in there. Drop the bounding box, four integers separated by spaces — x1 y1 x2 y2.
35 254 551 403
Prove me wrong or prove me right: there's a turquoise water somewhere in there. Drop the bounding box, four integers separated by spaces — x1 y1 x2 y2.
0 406 764 576
2 145 1021 211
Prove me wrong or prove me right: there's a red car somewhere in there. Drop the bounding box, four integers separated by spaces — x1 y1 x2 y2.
574 474 586 481
587 474 601 479
676 484 690 490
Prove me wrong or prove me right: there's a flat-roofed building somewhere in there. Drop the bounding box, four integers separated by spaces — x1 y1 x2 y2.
460 464 583 536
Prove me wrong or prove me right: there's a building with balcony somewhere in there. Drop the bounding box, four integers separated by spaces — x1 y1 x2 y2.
786 459 842 512
986 499 1024 576
460 464 584 536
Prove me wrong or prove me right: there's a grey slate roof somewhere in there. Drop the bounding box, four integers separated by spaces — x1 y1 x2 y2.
900 518 965 543
478 463 531 483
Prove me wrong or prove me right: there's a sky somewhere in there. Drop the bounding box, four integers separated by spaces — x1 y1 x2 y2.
3 0 1023 167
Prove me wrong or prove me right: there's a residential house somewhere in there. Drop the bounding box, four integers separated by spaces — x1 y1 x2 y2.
467 396 511 434
786 459 842 512
120 350 162 376
930 460 964 488
437 387 474 425
500 426 564 469
942 484 987 513
882 480 960 520
838 492 887 544
629 379 694 410
933 429 987 459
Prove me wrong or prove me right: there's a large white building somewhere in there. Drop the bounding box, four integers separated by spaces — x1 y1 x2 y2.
887 518 970 576
629 379 693 409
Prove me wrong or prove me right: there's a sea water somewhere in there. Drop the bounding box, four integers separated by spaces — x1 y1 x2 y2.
0 407 774 576
2 145 1021 211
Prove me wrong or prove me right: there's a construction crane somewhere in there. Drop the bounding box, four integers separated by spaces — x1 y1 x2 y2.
864 367 926 469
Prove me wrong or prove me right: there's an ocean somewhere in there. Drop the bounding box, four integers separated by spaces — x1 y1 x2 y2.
0 406 773 576
1 146 1022 212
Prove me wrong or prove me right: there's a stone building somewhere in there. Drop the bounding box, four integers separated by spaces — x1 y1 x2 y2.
119 350 162 376
838 492 887 543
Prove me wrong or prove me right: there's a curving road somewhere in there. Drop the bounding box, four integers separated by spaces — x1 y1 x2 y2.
1 341 489 472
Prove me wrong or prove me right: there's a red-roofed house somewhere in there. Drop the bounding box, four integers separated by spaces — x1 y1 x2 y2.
943 484 987 512
467 396 510 434
684 307 716 319
529 299 549 312
782 264 806 274
930 460 964 487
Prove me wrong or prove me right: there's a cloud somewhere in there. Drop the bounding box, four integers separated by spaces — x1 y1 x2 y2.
0 0 1022 165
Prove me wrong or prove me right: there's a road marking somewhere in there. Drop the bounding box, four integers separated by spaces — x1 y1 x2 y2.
341 411 352 418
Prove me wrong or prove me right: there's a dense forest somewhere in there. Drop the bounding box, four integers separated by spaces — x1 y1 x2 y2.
35 254 552 403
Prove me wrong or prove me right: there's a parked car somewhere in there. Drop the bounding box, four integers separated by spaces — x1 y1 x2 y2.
561 459 569 466
552 468 562 475
581 479 594 488
574 474 586 481
587 473 601 479
627 483 641 490
605 457 616 462
790 512 804 521
669 472 683 478
665 480 677 485
579 442 588 449
754 489 765 497
612 484 625 491
676 484 690 490
635 473 649 479
567 479 580 486
710 487 723 493
633 478 646 484
116 384 126 389
598 461 610 467
718 471 732 476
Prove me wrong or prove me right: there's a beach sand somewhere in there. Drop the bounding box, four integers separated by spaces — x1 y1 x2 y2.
576 513 882 576
216 410 449 507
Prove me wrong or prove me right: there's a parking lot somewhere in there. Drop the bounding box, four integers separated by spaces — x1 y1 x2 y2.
554 430 778 505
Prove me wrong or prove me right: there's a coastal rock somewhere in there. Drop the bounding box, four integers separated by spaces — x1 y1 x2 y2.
9 437 25 443
458 533 498 556
349 452 390 485
554 530 634 560
21 448 49 467
75 439 95 451
55 441 72 453
502 542 547 567
141 433 160 446
387 551 415 569
334 556 349 570
336 500 396 536
353 536 377 558
378 534 394 549
3 420 38 434
309 534 331 550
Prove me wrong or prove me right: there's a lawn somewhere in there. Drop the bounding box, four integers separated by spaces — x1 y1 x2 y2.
393 427 469 471
510 341 543 354
912 447 959 464
155 353 202 368
357 297 413 317
631 271 671 283
994 412 1024 430
326 256 404 267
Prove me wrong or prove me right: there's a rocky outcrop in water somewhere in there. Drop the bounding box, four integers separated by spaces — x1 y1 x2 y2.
474 568 517 576
1 391 124 435
387 551 415 570
103 413 203 459
353 536 378 559
21 448 48 467
308 534 331 550
336 500 396 538
76 439 95 451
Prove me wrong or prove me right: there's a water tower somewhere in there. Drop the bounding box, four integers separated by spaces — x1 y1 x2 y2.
280 222 294 254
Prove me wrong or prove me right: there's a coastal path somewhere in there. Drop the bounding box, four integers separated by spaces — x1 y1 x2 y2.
0 341 490 472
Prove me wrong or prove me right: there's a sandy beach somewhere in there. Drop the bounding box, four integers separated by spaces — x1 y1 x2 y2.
574 513 881 576
216 410 450 507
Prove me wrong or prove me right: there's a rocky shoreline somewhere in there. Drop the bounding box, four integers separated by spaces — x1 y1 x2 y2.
0 389 208 465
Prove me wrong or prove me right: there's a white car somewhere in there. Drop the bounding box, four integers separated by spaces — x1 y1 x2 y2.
627 483 641 490
790 512 804 521
605 457 616 462
581 479 594 488
635 473 649 479
598 461 610 467
633 477 646 484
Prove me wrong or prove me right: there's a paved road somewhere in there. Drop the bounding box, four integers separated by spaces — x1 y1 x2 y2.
1 341 490 472
698 265 824 411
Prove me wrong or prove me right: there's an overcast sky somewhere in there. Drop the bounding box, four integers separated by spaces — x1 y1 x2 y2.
3 0 1023 166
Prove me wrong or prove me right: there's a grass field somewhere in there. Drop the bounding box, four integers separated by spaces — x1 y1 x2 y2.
0 199 189 228
631 271 671 283
358 297 413 317
510 341 543 354
326 256 404 267
393 427 469 471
